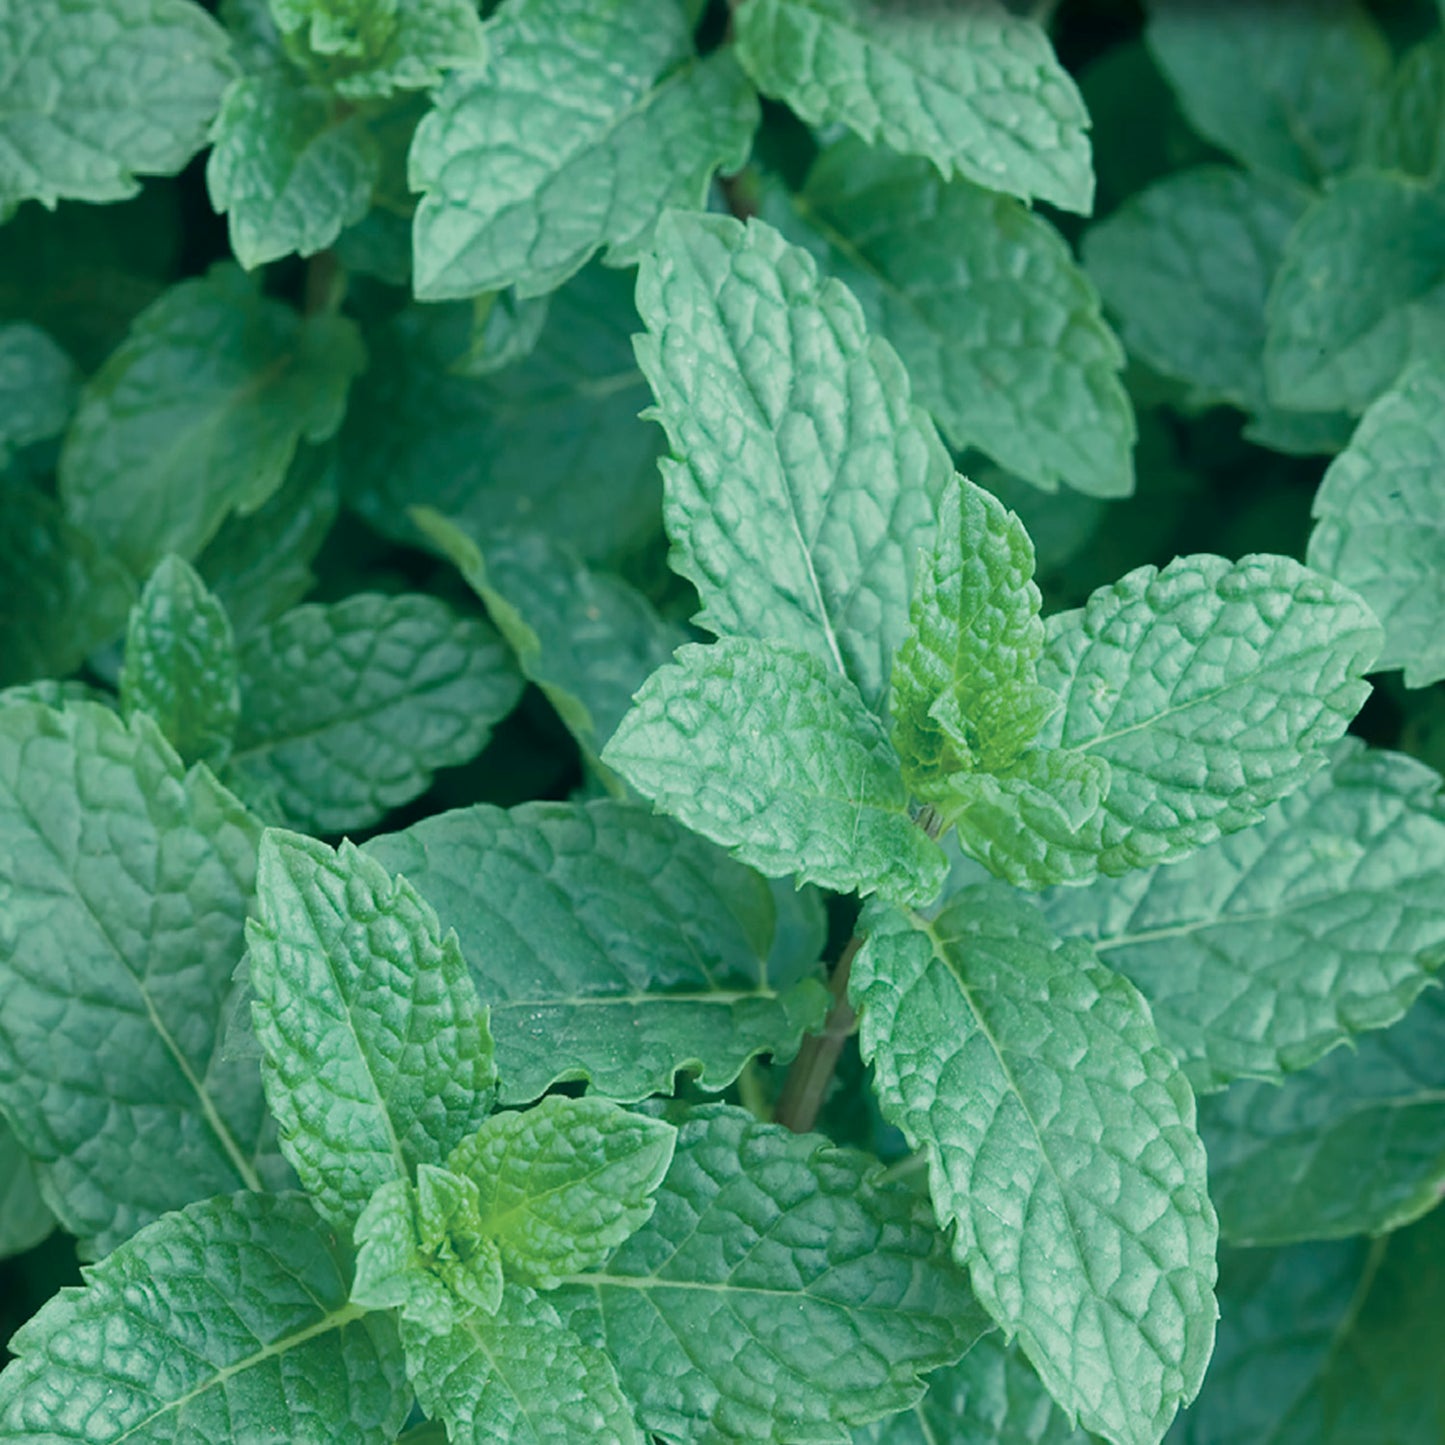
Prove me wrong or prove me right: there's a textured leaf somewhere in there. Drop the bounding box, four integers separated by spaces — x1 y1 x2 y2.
733 0 1092 212
0 1120 53 1262
59 264 365 574
1040 740 1445 1093
246 831 497 1228
0 0 236 216
553 1105 993 1443
1308 361 1445 687
410 0 757 299
0 321 79 464
766 139 1132 498
1145 0 1389 183
1264 174 1445 413
636 210 950 709
605 639 948 905
854 890 1218 1445
0 1190 410 1442
120 555 240 768
365 798 829 1104
206 72 378 269
1362 34 1445 183
0 701 274 1255
231 592 523 833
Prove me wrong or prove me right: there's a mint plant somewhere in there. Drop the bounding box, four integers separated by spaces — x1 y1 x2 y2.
3 0 1445 1442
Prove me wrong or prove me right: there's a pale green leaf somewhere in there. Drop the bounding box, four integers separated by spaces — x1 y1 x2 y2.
410 0 757 299
636 210 950 709
734 0 1092 212
0 1120 53 1262
365 798 829 1104
1362 34 1445 183
553 1105 993 1443
231 592 523 833
59 264 366 575
0 1191 410 1442
604 639 948 905
246 830 497 1228
855 892 1217 1445
0 322 79 465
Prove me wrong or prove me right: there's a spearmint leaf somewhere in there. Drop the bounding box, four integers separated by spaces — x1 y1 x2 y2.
604 639 948 905
553 1105 992 1443
853 890 1218 1445
245 830 497 1228
230 592 523 833
1200 987 1445 1246
1144 0 1389 184
0 1190 410 1442
0 0 236 217
409 0 758 299
0 322 79 465
764 139 1132 499
120 555 240 768
447 1095 675 1288
0 701 275 1255
403 1285 644 1445
206 72 379 270
1362 34 1445 183
1264 174 1445 414
59 264 366 575
450 289 551 378
1039 740 1445 1093
0 1121 54 1262
733 0 1093 213
637 211 950 709
1308 361 1445 687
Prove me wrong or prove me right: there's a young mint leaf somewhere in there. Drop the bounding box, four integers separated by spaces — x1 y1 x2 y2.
1144 0 1389 184
553 1105 993 1443
120 555 240 769
1201 987 1445 1247
764 138 1133 499
0 701 275 1255
403 1285 645 1445
1308 361 1445 687
733 0 1093 213
59 264 365 575
853 889 1218 1445
0 322 79 465
0 1122 54 1263
1362 34 1445 183
0 1191 410 1442
1039 740 1445 1093
246 831 496 1229
206 73 379 270
231 592 523 833
636 210 950 710
0 0 236 218
409 0 757 299
366 799 829 1104
449 289 551 378
1264 174 1445 414
604 639 948 906
446 1096 675 1289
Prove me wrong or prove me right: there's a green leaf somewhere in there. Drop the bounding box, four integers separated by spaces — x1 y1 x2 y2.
403 1285 644 1445
1362 34 1445 183
764 138 1132 499
365 798 829 1104
206 73 379 269
0 701 273 1255
0 1120 54 1262
1039 740 1445 1093
733 0 1093 213
246 830 497 1228
59 264 366 575
120 555 240 768
447 1095 675 1288
553 1105 993 1443
1308 361 1445 687
0 1190 410 1442
230 592 523 833
636 210 950 710
409 0 757 300
604 639 948 905
341 263 661 566
854 890 1218 1445
0 322 79 465
0 0 236 217
1264 173 1445 414
1144 0 1389 184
